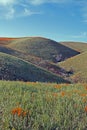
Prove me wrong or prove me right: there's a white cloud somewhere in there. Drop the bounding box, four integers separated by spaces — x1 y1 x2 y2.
0 0 83 19
0 0 16 19
0 0 16 6
0 0 74 19
0 0 42 19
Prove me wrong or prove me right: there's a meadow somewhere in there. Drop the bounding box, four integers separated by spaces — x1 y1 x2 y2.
1 81 87 130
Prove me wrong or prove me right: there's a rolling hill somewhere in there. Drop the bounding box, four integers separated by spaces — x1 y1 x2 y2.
0 43 69 80
0 36 87 83
0 52 69 83
0 37 17 45
8 37 79 62
60 41 87 53
59 51 87 83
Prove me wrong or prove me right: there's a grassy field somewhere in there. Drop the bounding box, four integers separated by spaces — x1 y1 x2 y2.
1 81 87 130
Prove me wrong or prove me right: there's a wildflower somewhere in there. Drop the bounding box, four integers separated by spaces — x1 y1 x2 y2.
11 107 27 117
80 93 87 97
84 106 87 112
61 91 65 96
12 107 22 116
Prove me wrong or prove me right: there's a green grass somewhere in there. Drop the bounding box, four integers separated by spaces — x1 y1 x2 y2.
0 52 68 83
8 37 79 62
1 81 87 130
59 51 87 83
60 42 87 53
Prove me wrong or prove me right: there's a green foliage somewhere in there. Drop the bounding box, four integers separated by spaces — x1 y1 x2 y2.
1 81 87 130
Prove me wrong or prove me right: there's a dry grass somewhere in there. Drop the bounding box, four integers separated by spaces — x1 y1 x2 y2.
59 51 87 83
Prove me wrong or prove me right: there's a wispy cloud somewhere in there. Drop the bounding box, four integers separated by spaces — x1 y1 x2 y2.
28 0 72 5
5 7 15 19
0 0 42 19
0 0 85 20
0 0 16 6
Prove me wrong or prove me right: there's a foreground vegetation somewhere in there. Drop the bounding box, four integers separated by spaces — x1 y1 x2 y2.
1 81 87 130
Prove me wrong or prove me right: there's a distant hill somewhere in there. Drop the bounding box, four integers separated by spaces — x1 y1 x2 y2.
60 42 87 53
0 36 87 83
59 51 87 83
0 52 69 83
0 37 17 45
8 37 79 62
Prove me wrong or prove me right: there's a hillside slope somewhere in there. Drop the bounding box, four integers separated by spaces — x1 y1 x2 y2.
1 36 87 83
0 45 69 79
59 51 87 83
0 52 69 83
8 37 80 62
60 42 87 53
0 37 17 45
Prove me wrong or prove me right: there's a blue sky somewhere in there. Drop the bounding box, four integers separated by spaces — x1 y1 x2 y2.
0 0 87 42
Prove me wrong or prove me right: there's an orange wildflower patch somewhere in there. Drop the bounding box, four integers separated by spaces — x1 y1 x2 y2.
11 107 27 117
61 91 66 96
85 87 87 90
84 106 87 112
80 93 87 97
